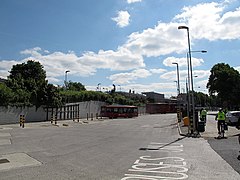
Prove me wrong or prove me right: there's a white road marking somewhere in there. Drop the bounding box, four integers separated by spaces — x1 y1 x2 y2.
122 143 188 180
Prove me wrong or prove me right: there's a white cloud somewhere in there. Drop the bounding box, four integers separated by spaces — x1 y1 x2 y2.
150 68 167 74
163 57 204 68
122 82 177 96
0 60 25 78
0 47 145 83
174 2 240 40
108 69 151 84
235 66 240 72
123 22 187 57
119 1 240 59
127 0 142 4
160 69 210 82
112 11 130 28
80 47 144 71
2 0 239 92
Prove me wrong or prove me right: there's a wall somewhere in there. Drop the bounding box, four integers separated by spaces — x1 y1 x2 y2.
0 101 106 125
0 101 146 125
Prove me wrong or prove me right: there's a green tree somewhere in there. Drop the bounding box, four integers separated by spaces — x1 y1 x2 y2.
0 83 14 106
45 84 62 107
7 60 48 107
194 91 209 107
67 81 86 91
207 63 240 108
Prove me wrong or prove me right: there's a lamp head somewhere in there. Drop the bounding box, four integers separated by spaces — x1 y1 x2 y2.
178 25 189 30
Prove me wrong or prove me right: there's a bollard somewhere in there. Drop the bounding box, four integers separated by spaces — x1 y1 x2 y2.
22 115 25 128
51 115 54 124
87 113 88 120
96 113 98 119
177 109 181 122
91 113 93 121
19 115 23 127
55 114 57 125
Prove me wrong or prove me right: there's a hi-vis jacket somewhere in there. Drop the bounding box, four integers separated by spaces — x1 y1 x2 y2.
217 111 225 121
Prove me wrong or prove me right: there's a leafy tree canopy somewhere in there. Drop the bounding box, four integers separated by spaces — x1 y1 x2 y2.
67 81 86 91
207 63 240 108
5 60 62 107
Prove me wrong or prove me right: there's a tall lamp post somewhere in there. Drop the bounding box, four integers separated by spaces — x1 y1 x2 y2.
172 62 181 123
186 50 207 101
172 62 180 95
97 83 101 91
65 70 70 89
178 25 197 134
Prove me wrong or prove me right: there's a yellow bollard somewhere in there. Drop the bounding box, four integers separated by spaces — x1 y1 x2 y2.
22 115 25 128
51 115 54 124
55 114 57 125
19 115 23 127
183 117 189 126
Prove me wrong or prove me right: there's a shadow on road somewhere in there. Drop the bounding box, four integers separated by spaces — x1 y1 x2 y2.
139 136 186 151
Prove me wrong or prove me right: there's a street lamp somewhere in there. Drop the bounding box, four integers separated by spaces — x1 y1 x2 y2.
97 83 101 91
178 25 197 134
172 62 180 95
65 70 70 89
186 50 207 100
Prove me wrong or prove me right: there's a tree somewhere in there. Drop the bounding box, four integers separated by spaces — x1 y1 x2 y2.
7 60 48 107
67 81 86 91
45 84 62 107
207 63 240 108
0 83 13 106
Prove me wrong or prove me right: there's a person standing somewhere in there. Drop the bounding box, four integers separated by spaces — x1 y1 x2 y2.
200 108 207 123
215 108 226 137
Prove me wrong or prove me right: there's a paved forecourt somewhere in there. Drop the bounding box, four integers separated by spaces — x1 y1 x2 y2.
0 114 239 179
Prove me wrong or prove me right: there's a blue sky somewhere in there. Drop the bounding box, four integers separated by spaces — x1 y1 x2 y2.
0 0 240 97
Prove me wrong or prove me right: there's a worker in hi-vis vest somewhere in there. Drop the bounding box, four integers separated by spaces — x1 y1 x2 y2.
200 108 207 123
215 108 226 135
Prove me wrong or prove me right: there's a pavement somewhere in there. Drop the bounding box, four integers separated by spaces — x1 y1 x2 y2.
177 111 240 138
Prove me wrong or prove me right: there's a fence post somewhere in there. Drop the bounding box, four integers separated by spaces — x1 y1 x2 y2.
77 104 80 122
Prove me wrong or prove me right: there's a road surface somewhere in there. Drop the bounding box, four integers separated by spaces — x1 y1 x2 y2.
0 114 239 179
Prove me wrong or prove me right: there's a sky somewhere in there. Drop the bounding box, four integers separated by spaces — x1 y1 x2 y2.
0 0 240 97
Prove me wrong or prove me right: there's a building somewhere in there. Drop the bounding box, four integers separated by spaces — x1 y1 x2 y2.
142 92 165 103
142 92 177 114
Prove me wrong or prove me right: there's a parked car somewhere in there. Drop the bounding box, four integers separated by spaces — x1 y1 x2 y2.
226 111 240 125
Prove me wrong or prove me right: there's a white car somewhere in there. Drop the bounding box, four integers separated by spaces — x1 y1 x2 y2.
226 111 240 125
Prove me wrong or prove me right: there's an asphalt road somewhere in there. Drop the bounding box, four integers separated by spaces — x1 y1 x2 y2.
203 114 240 175
0 114 240 180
